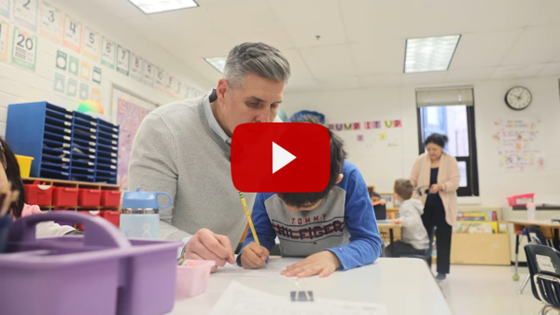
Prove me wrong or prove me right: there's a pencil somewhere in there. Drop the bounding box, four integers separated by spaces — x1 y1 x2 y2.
239 192 260 245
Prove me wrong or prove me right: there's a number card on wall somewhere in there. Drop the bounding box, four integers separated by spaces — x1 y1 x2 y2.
0 19 9 60
11 26 37 70
0 0 10 19
155 67 164 90
166 75 175 96
39 1 61 42
130 53 142 81
82 25 99 61
116 44 129 75
175 78 184 99
63 14 81 52
13 0 38 31
101 36 115 69
142 61 153 86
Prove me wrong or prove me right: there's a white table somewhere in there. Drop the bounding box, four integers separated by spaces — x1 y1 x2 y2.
171 258 452 315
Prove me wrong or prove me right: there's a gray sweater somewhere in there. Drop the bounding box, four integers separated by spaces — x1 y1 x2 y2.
399 199 430 250
128 94 256 246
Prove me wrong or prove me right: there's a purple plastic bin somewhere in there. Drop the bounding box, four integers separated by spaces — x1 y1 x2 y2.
0 211 182 315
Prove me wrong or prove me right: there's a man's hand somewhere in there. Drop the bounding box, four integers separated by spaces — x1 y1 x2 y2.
281 251 341 278
391 219 403 224
240 242 269 269
182 228 235 272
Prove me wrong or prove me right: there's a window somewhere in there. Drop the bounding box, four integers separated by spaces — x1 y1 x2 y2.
416 87 479 197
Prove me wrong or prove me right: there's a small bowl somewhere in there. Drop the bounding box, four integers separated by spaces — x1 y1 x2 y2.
175 259 216 299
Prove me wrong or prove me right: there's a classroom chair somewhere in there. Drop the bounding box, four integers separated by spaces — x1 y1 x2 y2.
396 227 435 266
524 244 560 315
520 227 549 294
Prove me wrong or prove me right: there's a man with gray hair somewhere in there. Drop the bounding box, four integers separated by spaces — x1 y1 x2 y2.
129 42 290 271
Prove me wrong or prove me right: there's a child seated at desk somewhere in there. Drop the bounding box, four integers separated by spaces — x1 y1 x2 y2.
238 117 383 278
370 191 387 220
383 179 429 257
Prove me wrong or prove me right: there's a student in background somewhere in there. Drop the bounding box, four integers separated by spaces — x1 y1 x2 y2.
370 191 387 221
383 179 429 258
238 116 382 278
370 191 386 206
0 138 80 237
410 133 460 280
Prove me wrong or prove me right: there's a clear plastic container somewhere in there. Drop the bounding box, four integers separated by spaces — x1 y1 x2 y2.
175 259 216 299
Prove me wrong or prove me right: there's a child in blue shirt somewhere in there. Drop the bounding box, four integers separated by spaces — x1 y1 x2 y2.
237 117 382 278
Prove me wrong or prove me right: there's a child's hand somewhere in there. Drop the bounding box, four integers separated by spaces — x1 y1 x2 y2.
240 242 269 269
391 219 403 224
281 251 341 278
380 199 386 205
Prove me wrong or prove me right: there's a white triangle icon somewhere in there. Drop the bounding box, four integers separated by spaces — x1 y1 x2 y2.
272 142 296 174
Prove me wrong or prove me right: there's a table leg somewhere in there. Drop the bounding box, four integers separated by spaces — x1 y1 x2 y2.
513 234 520 281
389 228 394 244
554 229 559 250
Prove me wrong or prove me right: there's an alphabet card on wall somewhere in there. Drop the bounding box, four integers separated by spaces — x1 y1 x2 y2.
39 1 62 42
11 25 37 70
62 14 81 52
13 0 38 32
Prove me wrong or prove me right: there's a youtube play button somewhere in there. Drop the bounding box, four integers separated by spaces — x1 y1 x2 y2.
231 123 330 193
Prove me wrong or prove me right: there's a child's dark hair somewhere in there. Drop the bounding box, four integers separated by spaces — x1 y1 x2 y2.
424 133 448 148
369 191 380 199
394 179 414 200
0 138 25 217
277 115 346 208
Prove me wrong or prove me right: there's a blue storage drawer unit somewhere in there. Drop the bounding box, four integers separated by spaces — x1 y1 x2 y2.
6 101 119 184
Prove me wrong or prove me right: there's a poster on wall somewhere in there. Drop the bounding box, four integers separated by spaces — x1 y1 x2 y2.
142 61 154 86
13 0 38 31
112 87 156 189
0 0 10 19
100 36 115 69
68 55 79 76
39 1 61 42
66 77 77 97
11 26 37 70
62 14 81 52
82 25 100 61
53 72 65 93
175 78 184 99
0 19 9 60
116 44 129 75
492 118 545 172
90 87 100 101
130 53 142 81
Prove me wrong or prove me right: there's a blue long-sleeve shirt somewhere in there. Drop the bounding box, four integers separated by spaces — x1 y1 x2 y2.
238 161 382 270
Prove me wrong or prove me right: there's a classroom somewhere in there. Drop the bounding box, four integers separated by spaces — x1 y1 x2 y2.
0 0 559 314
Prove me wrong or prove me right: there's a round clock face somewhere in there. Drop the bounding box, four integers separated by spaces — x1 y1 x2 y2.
505 86 532 110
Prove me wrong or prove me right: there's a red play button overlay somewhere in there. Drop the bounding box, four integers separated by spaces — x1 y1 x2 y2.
231 123 330 193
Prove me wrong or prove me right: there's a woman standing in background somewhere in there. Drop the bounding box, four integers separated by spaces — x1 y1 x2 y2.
410 133 460 280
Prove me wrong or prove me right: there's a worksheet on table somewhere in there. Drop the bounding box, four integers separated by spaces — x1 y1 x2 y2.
210 281 389 315
213 258 302 278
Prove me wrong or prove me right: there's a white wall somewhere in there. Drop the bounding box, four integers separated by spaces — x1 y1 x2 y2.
282 76 560 207
0 0 213 134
